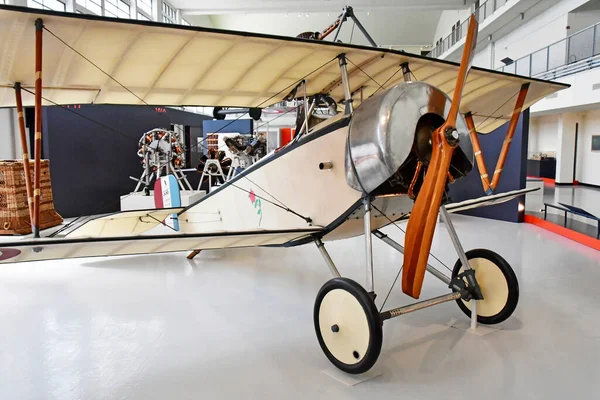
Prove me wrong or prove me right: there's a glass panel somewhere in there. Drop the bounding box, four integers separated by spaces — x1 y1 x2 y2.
76 0 101 15
504 62 516 75
138 0 152 16
496 0 507 9
595 25 600 56
137 12 149 21
567 27 594 64
475 5 484 23
516 56 530 76
530 48 548 75
548 40 567 70
485 1 494 20
461 20 468 39
28 0 66 11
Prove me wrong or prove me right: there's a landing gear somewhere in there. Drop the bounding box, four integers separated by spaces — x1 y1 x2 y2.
311 202 521 375
314 278 382 374
451 249 519 325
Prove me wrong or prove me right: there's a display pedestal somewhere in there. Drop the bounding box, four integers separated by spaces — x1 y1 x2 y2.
120 190 205 211
450 318 500 336
321 368 381 386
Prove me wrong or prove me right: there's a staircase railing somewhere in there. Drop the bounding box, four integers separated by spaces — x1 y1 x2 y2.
496 21 600 79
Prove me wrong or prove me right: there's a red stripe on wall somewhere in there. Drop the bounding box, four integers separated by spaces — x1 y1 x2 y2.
524 215 600 251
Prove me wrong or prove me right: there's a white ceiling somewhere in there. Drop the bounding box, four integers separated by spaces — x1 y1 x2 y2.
170 0 474 15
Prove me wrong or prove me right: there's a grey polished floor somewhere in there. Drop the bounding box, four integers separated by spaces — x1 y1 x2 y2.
1 214 599 400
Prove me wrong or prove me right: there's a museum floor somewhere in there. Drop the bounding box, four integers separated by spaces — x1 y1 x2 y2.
1 214 599 399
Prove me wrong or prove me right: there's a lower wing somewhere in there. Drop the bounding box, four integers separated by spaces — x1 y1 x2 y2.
0 228 321 264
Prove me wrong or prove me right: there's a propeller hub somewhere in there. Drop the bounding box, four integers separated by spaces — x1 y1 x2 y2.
444 127 460 147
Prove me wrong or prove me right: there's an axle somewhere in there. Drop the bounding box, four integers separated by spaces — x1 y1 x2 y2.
380 292 462 321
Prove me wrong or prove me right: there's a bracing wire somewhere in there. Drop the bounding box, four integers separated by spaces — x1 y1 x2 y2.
43 26 150 106
34 27 337 230
474 89 520 131
370 203 453 312
346 57 385 91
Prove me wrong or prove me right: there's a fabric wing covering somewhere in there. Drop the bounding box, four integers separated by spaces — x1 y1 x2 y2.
65 209 186 238
0 6 568 133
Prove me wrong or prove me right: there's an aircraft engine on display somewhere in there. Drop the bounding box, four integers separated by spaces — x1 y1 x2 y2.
132 128 192 194
197 131 268 188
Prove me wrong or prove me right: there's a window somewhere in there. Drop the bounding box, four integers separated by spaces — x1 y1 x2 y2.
137 12 150 21
76 0 101 15
105 0 130 19
138 0 152 16
181 19 190 26
162 1 176 24
28 0 66 11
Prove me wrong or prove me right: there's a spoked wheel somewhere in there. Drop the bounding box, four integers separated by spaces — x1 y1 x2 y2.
452 249 519 325
314 278 382 374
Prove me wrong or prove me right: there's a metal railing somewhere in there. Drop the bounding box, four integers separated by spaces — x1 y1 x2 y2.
428 0 508 58
496 21 600 78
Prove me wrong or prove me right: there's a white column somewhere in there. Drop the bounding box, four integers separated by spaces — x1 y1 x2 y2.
0 108 18 160
555 113 579 184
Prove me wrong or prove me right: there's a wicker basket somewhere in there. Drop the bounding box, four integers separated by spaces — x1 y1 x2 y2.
0 160 63 235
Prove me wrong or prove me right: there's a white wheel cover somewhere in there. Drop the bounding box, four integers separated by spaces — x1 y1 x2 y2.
460 257 510 317
319 289 370 365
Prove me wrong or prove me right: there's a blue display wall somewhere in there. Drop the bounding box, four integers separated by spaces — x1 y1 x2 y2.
448 110 530 223
34 105 210 217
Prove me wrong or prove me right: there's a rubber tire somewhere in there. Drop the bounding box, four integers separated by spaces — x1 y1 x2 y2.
314 277 382 374
452 249 519 325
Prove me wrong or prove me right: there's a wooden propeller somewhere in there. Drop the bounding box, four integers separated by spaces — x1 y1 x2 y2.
401 15 479 299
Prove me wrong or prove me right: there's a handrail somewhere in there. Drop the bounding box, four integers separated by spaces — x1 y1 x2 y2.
427 0 508 58
496 21 600 79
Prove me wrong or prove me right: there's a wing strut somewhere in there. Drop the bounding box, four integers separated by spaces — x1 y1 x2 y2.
401 14 479 299
14 82 34 225
33 18 44 238
464 82 530 195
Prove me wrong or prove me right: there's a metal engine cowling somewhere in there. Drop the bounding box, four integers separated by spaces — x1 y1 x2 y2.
345 81 474 195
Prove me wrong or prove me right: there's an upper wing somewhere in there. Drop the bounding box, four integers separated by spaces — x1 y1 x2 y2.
0 6 568 133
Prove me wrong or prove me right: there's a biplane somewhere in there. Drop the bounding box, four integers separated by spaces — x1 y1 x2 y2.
0 5 568 374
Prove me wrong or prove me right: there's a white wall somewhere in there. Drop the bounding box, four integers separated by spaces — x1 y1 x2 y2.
493 0 588 67
529 109 600 186
472 41 493 68
567 9 600 33
208 10 441 49
531 67 600 114
432 8 471 44
529 115 559 155
189 15 215 28
579 108 600 185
